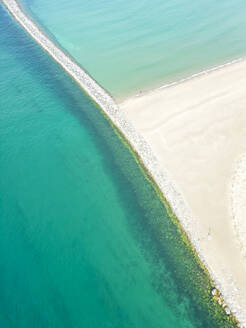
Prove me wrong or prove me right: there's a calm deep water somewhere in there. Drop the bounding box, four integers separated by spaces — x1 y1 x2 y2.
0 2 237 328
22 0 246 98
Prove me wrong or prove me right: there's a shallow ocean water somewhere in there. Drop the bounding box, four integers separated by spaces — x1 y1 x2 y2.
21 0 246 98
0 3 236 328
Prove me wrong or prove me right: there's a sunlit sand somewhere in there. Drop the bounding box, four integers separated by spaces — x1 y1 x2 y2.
121 59 246 325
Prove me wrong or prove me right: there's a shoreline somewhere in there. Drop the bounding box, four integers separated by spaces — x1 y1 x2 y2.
1 0 244 326
118 56 246 103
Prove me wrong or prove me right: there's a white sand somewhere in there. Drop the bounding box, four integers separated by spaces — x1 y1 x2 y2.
120 60 246 325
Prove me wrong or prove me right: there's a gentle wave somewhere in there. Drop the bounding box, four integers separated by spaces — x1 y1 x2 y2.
158 57 246 90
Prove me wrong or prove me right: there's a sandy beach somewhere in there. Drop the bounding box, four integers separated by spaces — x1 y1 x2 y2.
120 59 246 325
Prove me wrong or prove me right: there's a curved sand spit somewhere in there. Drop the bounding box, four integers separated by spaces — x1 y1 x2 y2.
2 0 246 326
121 57 246 325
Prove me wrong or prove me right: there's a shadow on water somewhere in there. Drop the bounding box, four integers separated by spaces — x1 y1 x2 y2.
0 4 237 327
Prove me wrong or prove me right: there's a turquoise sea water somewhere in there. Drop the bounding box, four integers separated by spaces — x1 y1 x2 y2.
21 0 246 98
0 4 237 328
